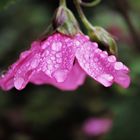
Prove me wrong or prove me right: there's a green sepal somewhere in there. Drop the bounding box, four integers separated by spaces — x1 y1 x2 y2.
53 6 81 36
88 26 118 55
38 5 81 40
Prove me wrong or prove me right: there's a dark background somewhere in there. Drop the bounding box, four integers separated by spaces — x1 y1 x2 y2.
0 0 140 140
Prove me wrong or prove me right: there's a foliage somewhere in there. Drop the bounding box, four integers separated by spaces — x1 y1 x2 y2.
0 0 18 10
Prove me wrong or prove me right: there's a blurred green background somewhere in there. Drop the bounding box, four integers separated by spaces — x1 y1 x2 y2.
0 0 140 140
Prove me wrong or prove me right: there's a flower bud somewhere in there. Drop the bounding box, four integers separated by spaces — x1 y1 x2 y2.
89 26 118 55
53 6 81 36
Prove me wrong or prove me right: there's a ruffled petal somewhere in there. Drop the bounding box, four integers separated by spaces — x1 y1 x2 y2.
0 33 86 91
37 33 82 83
30 61 86 90
0 41 41 90
75 35 130 88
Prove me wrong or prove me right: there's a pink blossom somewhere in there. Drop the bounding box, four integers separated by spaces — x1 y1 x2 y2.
82 117 112 136
0 33 130 91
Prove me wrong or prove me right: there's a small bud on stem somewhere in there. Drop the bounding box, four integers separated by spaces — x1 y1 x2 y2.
74 0 118 55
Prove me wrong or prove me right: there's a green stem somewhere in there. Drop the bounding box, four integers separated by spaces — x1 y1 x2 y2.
59 0 66 6
74 0 94 31
80 0 101 7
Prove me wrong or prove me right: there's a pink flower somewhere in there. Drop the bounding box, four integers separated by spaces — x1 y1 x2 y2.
82 117 112 136
0 33 130 91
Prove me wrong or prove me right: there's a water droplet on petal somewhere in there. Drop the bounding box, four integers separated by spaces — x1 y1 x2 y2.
114 62 123 70
56 53 62 58
52 69 68 82
108 56 116 62
85 35 90 39
94 57 99 62
54 64 59 68
123 65 129 72
100 53 107 58
52 42 62 52
31 59 39 68
83 42 91 49
48 65 53 70
75 40 80 46
46 70 51 75
47 59 52 64
52 51 56 54
42 50 49 57
97 74 113 87
56 58 62 63
92 42 98 49
103 51 108 55
85 63 89 69
41 42 50 49
50 56 55 60
95 49 102 53
84 54 89 60
14 77 25 90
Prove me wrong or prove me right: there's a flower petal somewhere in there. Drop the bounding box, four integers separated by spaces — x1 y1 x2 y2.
82 117 112 136
75 35 130 88
0 33 86 91
30 61 86 90
37 33 78 83
0 41 41 90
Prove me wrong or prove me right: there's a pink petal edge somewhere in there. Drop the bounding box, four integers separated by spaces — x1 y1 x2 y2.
75 34 130 88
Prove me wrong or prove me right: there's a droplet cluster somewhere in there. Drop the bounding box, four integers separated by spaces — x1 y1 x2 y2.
75 36 130 88
0 32 130 90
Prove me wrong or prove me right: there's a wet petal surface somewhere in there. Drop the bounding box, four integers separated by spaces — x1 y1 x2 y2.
37 33 78 83
0 33 130 91
0 33 87 90
30 61 86 90
38 33 88 83
75 35 130 88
